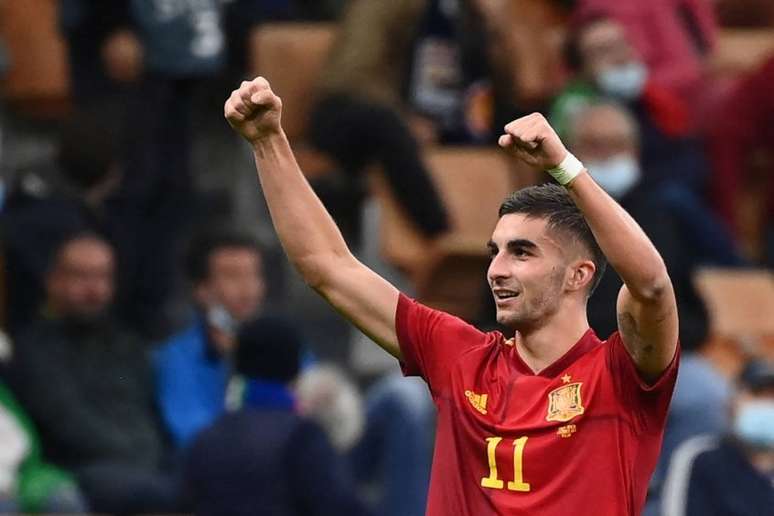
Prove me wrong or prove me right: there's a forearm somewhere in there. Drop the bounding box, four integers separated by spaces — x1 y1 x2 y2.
251 131 353 286
567 172 670 301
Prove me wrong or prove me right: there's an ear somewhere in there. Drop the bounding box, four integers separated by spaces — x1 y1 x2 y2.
566 259 596 293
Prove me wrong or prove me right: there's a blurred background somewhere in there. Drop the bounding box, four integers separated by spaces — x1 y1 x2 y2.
0 0 772 514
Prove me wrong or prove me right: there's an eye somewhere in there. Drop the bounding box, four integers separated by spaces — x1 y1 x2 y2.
513 248 529 258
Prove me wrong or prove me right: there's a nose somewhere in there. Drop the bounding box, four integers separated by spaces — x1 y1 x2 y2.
487 252 510 285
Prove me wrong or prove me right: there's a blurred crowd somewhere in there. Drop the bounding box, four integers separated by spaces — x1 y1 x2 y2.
0 0 772 514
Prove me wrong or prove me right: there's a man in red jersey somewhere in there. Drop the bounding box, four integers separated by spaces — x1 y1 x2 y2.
224 77 679 516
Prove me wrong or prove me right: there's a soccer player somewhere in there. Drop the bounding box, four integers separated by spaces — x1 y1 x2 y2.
224 77 679 515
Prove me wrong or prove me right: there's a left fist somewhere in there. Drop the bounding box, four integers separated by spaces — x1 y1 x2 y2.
498 113 568 170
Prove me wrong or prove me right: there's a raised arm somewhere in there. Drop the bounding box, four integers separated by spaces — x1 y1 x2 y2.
224 77 401 358
499 113 678 381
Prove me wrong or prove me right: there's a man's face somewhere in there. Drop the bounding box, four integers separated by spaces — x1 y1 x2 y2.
572 105 637 163
578 19 637 79
487 214 571 330
197 247 266 323
47 238 115 321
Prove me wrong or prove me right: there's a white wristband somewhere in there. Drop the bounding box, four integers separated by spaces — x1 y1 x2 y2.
546 152 585 186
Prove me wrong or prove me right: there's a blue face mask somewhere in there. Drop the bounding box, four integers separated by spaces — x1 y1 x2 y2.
734 399 774 449
585 154 641 199
596 61 647 100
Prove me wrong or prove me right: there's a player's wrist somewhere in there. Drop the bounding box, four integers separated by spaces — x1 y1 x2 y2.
248 128 286 150
546 152 585 186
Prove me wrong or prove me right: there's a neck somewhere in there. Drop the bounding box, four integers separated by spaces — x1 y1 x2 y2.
511 301 590 373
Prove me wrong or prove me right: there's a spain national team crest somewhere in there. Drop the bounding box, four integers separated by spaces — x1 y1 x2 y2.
546 382 585 422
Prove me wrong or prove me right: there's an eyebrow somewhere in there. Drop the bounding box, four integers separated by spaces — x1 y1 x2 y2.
487 239 539 253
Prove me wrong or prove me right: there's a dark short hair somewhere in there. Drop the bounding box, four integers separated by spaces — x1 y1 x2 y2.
185 228 263 284
498 183 607 296
58 102 123 190
235 315 303 383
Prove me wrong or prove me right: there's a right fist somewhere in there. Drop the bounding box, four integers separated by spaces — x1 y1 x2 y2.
224 77 282 144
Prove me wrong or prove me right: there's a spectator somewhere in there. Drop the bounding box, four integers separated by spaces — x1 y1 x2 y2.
563 101 738 342
706 55 774 265
308 0 532 240
154 228 267 448
185 316 372 516
551 15 708 192
572 0 716 106
0 379 87 513
1 103 185 338
661 359 774 515
7 233 182 514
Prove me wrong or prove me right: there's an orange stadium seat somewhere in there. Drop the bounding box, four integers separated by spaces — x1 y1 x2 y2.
371 148 532 320
694 268 774 378
0 0 70 115
711 28 774 80
248 23 337 142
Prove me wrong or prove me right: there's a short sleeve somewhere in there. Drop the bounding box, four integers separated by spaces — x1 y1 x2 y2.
606 331 680 432
395 293 489 399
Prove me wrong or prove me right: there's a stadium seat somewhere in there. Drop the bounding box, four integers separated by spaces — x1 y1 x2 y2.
371 147 530 320
694 268 774 376
248 23 337 142
0 0 70 115
711 29 774 79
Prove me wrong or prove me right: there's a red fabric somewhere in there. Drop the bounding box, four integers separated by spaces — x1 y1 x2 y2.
642 81 691 136
574 0 716 105
396 294 679 516
707 56 774 232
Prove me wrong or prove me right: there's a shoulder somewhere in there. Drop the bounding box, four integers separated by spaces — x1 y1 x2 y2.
154 323 204 358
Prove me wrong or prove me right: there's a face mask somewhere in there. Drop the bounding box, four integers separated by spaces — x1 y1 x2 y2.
733 399 774 449
585 154 641 199
596 61 647 100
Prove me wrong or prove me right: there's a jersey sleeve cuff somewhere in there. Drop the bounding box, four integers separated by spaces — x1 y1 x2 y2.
396 293 422 377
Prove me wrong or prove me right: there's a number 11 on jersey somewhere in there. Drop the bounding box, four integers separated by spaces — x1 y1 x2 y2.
481 436 531 492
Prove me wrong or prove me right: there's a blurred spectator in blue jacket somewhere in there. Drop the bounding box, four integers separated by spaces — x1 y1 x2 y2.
660 359 774 515
185 315 372 516
154 228 266 448
7 233 183 514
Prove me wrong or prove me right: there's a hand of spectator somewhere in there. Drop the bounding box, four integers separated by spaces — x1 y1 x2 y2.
498 113 568 170
225 77 283 145
101 29 143 83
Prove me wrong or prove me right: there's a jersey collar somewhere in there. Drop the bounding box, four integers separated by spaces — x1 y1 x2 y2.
510 328 601 378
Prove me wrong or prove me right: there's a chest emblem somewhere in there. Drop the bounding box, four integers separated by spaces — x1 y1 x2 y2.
465 390 488 415
546 382 584 422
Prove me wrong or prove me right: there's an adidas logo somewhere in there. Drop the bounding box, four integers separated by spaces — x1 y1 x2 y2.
465 390 488 415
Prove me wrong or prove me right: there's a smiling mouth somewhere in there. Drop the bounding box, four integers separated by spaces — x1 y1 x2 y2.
493 289 520 302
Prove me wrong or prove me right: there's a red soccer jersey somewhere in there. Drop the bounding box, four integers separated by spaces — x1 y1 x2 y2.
396 294 679 516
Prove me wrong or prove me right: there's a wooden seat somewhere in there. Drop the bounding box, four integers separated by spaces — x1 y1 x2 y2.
0 0 70 115
711 29 774 79
248 23 337 142
372 147 530 320
694 268 774 377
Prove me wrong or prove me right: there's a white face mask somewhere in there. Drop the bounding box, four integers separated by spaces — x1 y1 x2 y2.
734 399 774 449
585 154 641 199
596 61 647 100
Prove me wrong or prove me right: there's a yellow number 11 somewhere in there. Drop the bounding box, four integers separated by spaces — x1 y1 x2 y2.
481 436 531 492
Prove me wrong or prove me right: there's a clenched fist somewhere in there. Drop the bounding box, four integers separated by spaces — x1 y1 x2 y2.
224 77 283 144
498 113 568 170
